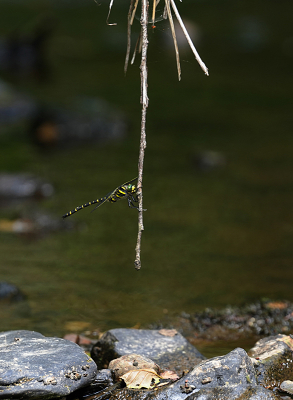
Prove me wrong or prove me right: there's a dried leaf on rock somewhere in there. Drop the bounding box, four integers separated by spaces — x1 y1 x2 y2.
160 370 179 381
121 368 161 389
158 329 178 337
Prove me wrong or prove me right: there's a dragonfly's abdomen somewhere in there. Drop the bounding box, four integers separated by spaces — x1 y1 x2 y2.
108 187 129 203
62 197 107 219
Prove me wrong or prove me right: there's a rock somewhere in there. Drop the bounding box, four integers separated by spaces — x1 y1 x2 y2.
104 348 280 400
109 354 160 380
0 281 25 302
280 380 293 394
0 79 36 124
0 330 97 399
91 328 205 375
0 173 54 199
248 334 293 389
71 369 114 399
90 369 114 388
155 347 257 398
0 211 73 237
29 97 127 150
181 300 293 343
184 386 280 399
104 383 279 400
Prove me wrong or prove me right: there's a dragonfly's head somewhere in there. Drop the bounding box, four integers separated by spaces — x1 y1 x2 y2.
127 184 136 193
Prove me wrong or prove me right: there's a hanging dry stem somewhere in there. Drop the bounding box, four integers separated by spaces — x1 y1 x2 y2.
134 0 149 271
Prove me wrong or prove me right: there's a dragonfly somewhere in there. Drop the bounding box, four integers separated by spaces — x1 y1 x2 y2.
62 178 139 219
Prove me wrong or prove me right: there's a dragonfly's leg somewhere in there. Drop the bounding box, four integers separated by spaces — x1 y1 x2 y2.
129 193 138 203
128 195 147 211
127 196 139 209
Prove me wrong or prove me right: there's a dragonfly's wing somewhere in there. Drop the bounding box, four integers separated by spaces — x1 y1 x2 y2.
121 177 138 186
91 191 113 212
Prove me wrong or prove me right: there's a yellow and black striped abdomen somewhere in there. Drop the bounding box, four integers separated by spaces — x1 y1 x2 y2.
62 196 108 219
109 188 128 202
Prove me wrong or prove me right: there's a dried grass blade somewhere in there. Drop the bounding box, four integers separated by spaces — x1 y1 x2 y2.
163 3 168 19
125 0 135 74
152 0 157 26
131 32 141 65
170 0 209 76
130 0 139 25
165 0 181 80
106 0 117 25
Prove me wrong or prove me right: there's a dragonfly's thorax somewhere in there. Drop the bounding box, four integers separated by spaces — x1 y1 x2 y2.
123 184 136 194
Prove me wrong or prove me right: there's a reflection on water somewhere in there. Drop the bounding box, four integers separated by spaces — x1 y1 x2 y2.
0 0 293 359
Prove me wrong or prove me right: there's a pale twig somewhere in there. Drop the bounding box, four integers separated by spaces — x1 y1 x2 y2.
106 0 117 25
165 0 181 81
131 31 141 65
124 0 135 74
162 3 168 19
130 0 139 25
170 0 209 76
134 0 149 271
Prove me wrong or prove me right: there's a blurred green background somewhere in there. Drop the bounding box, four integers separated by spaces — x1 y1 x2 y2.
0 0 293 341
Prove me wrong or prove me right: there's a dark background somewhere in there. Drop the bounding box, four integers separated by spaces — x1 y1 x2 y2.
0 0 293 345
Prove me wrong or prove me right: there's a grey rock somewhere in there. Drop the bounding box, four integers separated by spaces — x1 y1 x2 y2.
0 330 97 399
280 380 293 394
71 369 114 399
153 347 257 399
91 328 205 375
248 334 293 389
104 385 280 400
0 281 25 302
0 173 54 199
185 385 280 399
91 369 114 387
0 79 36 124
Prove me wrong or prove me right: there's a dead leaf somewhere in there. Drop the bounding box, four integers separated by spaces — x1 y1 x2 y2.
121 368 161 389
160 370 179 381
158 329 178 337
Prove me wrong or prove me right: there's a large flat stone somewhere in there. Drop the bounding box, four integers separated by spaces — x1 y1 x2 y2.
0 330 97 399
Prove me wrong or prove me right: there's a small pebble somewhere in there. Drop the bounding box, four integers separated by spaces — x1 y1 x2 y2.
201 377 212 384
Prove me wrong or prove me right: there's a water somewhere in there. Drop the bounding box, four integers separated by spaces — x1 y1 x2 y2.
0 0 293 358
